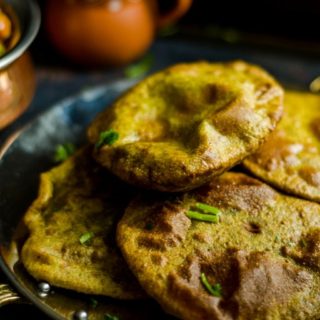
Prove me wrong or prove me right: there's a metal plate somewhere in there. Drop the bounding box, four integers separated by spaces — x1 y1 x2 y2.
0 39 319 319
0 79 173 320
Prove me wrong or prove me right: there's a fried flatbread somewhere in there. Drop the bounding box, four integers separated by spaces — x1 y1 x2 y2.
243 91 320 202
117 172 320 319
88 61 283 192
21 147 145 299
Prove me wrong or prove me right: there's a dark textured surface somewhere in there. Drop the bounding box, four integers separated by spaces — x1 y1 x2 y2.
0 38 320 319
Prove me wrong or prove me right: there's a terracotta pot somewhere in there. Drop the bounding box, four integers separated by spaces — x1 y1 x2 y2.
45 0 192 66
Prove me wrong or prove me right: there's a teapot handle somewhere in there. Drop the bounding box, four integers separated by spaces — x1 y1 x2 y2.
157 0 192 28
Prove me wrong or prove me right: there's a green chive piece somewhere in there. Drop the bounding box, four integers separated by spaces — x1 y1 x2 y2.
200 273 222 297
124 53 154 79
0 42 6 57
186 211 219 223
195 202 221 215
95 129 119 149
54 143 75 162
90 297 98 308
104 314 119 320
79 232 94 245
159 24 180 37
145 223 154 231
300 239 307 248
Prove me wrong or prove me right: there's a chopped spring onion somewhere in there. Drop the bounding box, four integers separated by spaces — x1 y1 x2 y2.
124 53 154 79
186 210 219 223
79 231 94 245
54 143 75 162
200 273 222 297
104 314 119 320
195 202 221 215
145 223 154 231
95 129 119 149
0 42 6 57
300 239 307 248
90 297 98 308
159 24 180 37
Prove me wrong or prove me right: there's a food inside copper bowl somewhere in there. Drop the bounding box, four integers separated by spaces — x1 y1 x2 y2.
0 0 20 57
11 61 320 319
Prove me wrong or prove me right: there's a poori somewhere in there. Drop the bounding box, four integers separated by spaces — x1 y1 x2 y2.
244 91 320 202
88 61 283 192
117 172 320 319
21 147 145 299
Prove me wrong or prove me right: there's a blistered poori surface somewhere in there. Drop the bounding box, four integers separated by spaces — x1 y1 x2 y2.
117 172 320 319
244 91 320 202
88 61 283 192
21 147 145 299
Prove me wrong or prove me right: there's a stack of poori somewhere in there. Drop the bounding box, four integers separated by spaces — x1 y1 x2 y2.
21 61 320 319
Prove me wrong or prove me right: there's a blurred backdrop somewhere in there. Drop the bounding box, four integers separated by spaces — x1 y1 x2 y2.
180 0 320 42
32 0 320 68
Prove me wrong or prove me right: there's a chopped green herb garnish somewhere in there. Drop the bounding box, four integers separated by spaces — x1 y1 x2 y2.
54 143 75 162
104 314 119 320
200 273 222 297
195 202 221 216
159 24 180 37
186 210 219 223
0 42 6 57
287 241 295 247
95 129 119 149
124 53 154 78
145 223 154 231
300 239 307 248
79 232 94 245
89 297 98 308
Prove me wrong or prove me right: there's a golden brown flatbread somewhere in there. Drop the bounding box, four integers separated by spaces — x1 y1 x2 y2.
21 147 145 299
88 61 283 192
244 91 320 202
117 172 320 319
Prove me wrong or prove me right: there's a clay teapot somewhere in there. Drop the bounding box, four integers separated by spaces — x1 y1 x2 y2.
45 0 192 66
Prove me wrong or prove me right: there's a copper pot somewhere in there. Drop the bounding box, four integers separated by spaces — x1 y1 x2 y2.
0 0 40 130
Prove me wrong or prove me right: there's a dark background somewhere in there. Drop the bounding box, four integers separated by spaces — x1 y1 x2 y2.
178 0 320 42
33 0 320 66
